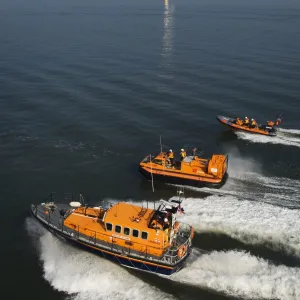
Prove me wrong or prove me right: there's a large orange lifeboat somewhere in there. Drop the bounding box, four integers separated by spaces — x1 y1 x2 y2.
217 114 283 136
31 190 194 276
139 146 228 188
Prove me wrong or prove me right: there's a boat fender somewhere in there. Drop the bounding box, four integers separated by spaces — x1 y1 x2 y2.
177 245 187 258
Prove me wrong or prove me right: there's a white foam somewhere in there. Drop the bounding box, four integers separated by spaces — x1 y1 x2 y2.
176 195 300 254
213 152 300 205
172 249 300 300
235 130 300 148
26 219 174 300
278 128 300 135
175 149 300 203
185 169 300 208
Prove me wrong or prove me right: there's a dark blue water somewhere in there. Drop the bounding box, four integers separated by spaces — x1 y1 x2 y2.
1 1 300 299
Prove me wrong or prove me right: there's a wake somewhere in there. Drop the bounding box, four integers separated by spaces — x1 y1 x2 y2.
176 194 300 256
190 172 300 208
26 219 174 300
184 151 300 208
279 128 300 135
172 249 300 300
235 128 300 148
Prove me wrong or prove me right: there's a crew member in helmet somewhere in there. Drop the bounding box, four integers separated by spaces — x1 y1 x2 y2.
244 116 249 127
163 217 169 230
168 149 174 166
180 148 186 161
251 118 257 128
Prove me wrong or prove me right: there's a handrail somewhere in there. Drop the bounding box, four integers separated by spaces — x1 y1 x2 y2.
63 220 192 254
63 221 165 252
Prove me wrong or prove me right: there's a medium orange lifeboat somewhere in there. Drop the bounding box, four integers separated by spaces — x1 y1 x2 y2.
31 191 194 276
139 147 228 188
217 114 283 136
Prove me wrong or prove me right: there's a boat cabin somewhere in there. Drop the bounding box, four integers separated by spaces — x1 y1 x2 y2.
101 199 182 250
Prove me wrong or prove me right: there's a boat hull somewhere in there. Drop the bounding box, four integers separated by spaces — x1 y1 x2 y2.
216 115 277 136
139 166 228 189
31 207 186 276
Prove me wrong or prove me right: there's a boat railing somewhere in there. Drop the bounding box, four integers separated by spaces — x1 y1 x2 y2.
162 222 193 262
32 204 193 264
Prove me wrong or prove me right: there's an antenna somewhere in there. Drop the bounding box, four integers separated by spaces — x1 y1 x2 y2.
160 135 162 153
80 193 85 205
150 153 155 192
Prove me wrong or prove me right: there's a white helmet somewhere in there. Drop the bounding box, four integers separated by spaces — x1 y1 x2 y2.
164 218 168 222
169 149 172 152
251 118 254 121
245 116 248 119
181 149 184 151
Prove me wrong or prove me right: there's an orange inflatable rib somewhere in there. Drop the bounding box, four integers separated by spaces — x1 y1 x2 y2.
216 114 282 136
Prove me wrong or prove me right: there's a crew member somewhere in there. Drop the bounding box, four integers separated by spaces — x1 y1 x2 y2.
251 118 257 128
267 121 275 127
180 149 186 161
163 217 169 230
236 118 243 126
244 116 249 126
168 149 174 166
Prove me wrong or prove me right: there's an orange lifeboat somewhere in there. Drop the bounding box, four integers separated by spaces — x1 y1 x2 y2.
31 191 194 276
217 114 283 136
139 146 228 188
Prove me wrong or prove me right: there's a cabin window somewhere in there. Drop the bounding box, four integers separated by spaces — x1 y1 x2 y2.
152 159 163 165
124 227 130 236
141 231 148 240
115 225 121 233
132 229 139 238
106 223 112 231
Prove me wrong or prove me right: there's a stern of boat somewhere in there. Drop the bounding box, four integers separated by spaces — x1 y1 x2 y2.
163 222 194 272
208 154 228 180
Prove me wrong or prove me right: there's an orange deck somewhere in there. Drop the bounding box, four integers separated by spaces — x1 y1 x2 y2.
140 151 227 183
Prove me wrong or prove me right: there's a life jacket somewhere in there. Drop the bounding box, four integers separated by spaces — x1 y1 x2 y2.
168 152 174 159
180 151 186 158
251 120 256 126
267 121 275 127
244 119 249 124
